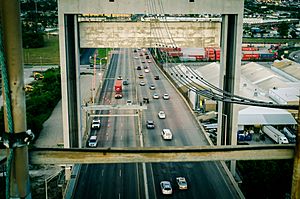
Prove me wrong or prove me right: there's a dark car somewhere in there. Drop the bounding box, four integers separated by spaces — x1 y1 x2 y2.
123 80 129 85
154 75 159 80
137 66 142 70
146 120 155 129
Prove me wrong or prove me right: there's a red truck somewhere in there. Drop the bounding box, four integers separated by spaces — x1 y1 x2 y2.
114 79 123 99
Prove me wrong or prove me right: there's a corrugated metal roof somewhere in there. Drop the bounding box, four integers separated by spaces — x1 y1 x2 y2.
238 106 297 125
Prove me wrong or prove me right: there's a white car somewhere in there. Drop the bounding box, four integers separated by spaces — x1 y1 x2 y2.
163 94 170 100
153 93 159 99
145 69 150 73
88 135 98 147
126 100 132 105
139 81 146 86
161 129 172 140
149 84 156 90
176 177 188 190
158 111 166 119
160 181 172 195
91 119 101 129
148 60 152 63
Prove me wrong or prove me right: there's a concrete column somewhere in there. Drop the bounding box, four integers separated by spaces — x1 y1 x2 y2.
291 102 300 198
219 14 243 176
59 13 80 148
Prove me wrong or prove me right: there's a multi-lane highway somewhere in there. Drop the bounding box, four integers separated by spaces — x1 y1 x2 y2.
74 48 241 198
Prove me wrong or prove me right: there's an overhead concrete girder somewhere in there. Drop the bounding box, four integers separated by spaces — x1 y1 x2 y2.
59 0 243 15
79 21 221 48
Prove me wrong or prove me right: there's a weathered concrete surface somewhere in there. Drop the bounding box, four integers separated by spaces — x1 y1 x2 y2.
79 22 221 48
59 0 244 15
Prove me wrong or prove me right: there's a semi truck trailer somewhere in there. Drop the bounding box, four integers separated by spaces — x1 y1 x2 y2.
262 125 289 144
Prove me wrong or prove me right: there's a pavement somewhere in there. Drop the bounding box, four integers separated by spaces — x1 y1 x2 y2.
34 65 104 148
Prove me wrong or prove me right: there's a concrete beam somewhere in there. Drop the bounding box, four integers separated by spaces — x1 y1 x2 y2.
59 0 244 15
79 21 221 48
83 104 147 110
29 145 295 164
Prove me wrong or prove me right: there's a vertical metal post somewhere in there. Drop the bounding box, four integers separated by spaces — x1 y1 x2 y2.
291 98 300 198
0 0 31 198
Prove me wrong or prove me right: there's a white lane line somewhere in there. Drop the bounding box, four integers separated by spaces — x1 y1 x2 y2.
142 163 149 199
102 169 104 177
106 135 109 141
119 193 121 199
119 169 122 177
121 135 123 140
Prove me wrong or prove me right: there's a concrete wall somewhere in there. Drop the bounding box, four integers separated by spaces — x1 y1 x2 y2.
59 0 243 15
79 21 221 48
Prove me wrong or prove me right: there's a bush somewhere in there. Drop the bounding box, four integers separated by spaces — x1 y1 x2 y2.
0 67 61 142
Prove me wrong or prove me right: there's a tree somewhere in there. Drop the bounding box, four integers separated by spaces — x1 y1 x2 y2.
278 22 289 38
22 23 45 48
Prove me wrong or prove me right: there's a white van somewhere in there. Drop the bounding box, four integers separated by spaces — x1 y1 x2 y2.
161 129 172 140
88 135 98 147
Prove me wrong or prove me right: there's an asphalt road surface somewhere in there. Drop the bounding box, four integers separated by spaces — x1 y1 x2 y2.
73 48 241 199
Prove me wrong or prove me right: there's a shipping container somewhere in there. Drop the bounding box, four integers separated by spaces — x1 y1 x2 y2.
259 53 275 59
167 52 183 57
179 57 197 62
242 47 259 51
160 48 181 52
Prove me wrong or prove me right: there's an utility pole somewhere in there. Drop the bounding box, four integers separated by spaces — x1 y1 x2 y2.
0 0 31 198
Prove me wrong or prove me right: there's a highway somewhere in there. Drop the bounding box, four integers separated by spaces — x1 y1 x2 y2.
74 48 241 198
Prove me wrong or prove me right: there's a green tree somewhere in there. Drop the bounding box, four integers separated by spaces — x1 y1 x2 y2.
278 22 289 38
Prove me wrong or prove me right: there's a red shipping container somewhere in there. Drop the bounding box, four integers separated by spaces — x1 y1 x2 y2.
167 52 183 57
242 47 258 51
243 53 259 58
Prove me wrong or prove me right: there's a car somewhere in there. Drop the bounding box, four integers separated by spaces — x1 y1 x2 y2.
138 74 144 79
143 97 149 104
88 135 98 147
136 66 141 70
134 49 137 52
134 56 139 59
139 81 146 86
176 177 188 190
91 119 101 129
143 65 148 69
117 76 123 80
146 55 150 59
148 60 152 63
142 61 145 63
123 80 129 85
161 129 172 140
145 69 150 73
149 84 155 90
158 111 166 119
154 75 159 80
163 94 169 100
146 120 155 129
115 93 123 99
160 181 172 195
126 100 132 105
140 53 143 56
152 93 159 99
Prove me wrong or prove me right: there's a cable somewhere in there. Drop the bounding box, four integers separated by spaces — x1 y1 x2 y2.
0 19 15 199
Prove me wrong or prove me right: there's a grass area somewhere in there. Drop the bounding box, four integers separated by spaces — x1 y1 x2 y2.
243 37 300 44
23 35 59 65
92 48 112 65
